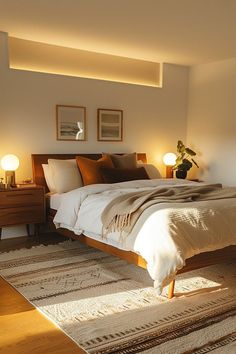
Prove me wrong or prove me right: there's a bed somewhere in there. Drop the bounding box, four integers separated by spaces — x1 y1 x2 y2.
32 153 236 298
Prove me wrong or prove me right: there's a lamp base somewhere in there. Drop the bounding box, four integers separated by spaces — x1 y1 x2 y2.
5 171 16 188
166 166 173 178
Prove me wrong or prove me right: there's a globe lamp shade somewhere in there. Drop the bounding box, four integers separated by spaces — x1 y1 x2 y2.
1 154 19 187
163 152 176 178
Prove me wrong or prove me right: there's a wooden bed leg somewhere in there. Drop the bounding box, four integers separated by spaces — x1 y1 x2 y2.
168 279 175 299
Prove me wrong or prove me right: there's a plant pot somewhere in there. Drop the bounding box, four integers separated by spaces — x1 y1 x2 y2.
176 169 187 179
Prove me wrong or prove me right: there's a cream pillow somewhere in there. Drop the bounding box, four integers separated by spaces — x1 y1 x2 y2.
137 161 162 179
48 159 83 194
42 164 56 193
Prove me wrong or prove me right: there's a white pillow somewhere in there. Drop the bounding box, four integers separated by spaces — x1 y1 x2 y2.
42 164 56 193
48 159 83 194
137 162 162 179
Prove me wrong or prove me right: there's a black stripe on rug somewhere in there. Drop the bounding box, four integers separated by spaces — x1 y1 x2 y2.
183 330 236 353
32 278 131 301
86 304 236 353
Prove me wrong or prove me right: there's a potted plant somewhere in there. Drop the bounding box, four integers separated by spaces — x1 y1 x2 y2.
173 140 199 179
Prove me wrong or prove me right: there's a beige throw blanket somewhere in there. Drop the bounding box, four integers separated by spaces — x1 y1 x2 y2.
101 184 236 236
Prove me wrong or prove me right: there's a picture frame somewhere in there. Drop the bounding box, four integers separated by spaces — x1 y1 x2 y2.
56 105 86 141
97 109 123 141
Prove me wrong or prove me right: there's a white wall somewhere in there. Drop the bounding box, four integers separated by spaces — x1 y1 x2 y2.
0 32 189 238
187 57 236 185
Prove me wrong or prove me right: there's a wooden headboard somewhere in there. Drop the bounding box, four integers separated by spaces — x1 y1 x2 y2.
32 153 147 191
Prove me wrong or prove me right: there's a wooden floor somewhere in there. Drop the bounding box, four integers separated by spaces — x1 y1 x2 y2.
0 233 84 354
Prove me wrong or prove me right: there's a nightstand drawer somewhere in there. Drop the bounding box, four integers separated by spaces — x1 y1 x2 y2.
0 206 45 226
0 189 44 208
0 186 45 239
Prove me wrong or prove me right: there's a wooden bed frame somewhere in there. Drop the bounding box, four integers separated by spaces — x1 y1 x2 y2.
32 153 236 299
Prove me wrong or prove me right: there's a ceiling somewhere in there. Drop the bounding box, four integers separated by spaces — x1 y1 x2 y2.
0 0 236 66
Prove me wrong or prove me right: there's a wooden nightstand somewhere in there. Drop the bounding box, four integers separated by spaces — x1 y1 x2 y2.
0 185 45 239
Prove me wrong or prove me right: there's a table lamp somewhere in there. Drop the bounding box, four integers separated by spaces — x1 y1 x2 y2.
163 152 176 178
1 154 19 188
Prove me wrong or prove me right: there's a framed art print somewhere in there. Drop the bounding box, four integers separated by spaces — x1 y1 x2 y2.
97 109 123 141
56 105 86 141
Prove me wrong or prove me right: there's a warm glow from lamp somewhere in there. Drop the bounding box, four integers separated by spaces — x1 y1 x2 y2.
163 152 176 178
1 154 19 187
1 154 19 171
163 152 176 166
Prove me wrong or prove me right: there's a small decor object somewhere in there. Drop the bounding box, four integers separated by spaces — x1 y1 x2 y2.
173 140 199 179
56 105 86 141
163 152 177 178
16 179 35 188
0 154 19 188
22 178 33 184
97 109 123 141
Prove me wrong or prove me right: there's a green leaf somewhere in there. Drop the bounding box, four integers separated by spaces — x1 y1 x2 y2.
176 163 186 170
175 156 182 164
185 147 196 156
191 158 199 168
177 140 184 153
183 158 192 167
177 162 190 170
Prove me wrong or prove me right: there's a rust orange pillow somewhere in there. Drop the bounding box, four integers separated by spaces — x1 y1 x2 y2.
76 155 114 185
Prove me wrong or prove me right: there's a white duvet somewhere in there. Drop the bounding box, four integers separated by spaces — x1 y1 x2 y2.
54 179 236 293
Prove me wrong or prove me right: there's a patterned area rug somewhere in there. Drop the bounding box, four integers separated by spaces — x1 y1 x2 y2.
0 241 236 354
